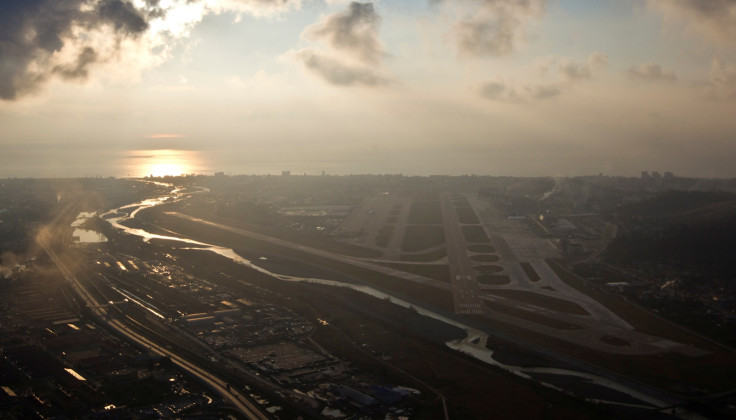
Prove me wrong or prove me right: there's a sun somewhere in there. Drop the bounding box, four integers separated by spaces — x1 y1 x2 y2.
147 162 186 178
135 149 198 177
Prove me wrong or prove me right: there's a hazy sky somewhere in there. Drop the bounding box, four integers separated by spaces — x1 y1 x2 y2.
1 0 735 178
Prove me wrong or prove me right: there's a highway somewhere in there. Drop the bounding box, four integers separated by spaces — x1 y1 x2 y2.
36 216 269 420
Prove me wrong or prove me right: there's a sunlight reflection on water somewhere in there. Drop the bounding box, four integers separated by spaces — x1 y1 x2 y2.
71 212 108 243
122 149 208 178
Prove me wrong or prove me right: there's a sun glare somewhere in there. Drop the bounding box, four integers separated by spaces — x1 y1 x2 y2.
148 162 186 177
129 149 200 178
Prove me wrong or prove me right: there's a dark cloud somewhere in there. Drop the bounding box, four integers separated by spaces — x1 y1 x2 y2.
711 58 736 86
556 53 608 81
627 64 677 83
454 15 516 56
295 1 390 88
527 84 560 99
588 52 610 69
53 47 98 80
648 0 736 42
0 0 148 100
99 0 149 34
478 79 559 102
557 59 592 81
306 1 384 65
0 0 303 100
708 58 736 99
441 0 546 57
479 81 509 99
295 49 389 87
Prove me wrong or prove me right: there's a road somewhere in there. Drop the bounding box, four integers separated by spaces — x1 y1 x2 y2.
36 212 269 420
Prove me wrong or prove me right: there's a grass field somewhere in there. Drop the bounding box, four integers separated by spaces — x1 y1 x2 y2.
485 301 583 331
484 289 590 316
468 244 496 253
474 264 504 273
470 254 500 263
477 274 511 285
455 206 481 224
379 262 451 283
407 200 443 224
399 248 447 262
461 225 490 243
152 210 455 310
401 225 445 252
520 262 541 282
601 335 631 347
375 225 394 247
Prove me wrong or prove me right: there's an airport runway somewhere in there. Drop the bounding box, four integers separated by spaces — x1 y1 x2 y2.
440 193 482 315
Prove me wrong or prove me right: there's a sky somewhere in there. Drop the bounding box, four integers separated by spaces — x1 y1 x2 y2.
1 0 735 178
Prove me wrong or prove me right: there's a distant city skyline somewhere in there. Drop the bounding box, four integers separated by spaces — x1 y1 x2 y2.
1 0 736 178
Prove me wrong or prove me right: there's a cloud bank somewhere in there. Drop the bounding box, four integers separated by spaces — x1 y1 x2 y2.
0 0 301 101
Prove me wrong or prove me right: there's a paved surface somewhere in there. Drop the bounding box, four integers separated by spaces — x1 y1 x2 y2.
384 197 412 260
337 195 412 260
439 193 482 315
464 194 707 356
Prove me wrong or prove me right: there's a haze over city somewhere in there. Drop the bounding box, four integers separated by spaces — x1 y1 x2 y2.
1 0 736 178
2 3 736 418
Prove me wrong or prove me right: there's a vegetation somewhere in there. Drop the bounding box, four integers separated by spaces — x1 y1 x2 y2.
375 224 394 247
520 262 541 282
379 263 451 283
407 200 443 224
484 289 589 316
455 206 480 224
401 225 445 252
468 244 495 253
399 248 447 262
476 274 510 285
474 265 504 274
485 302 582 330
461 225 490 243
470 254 500 263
